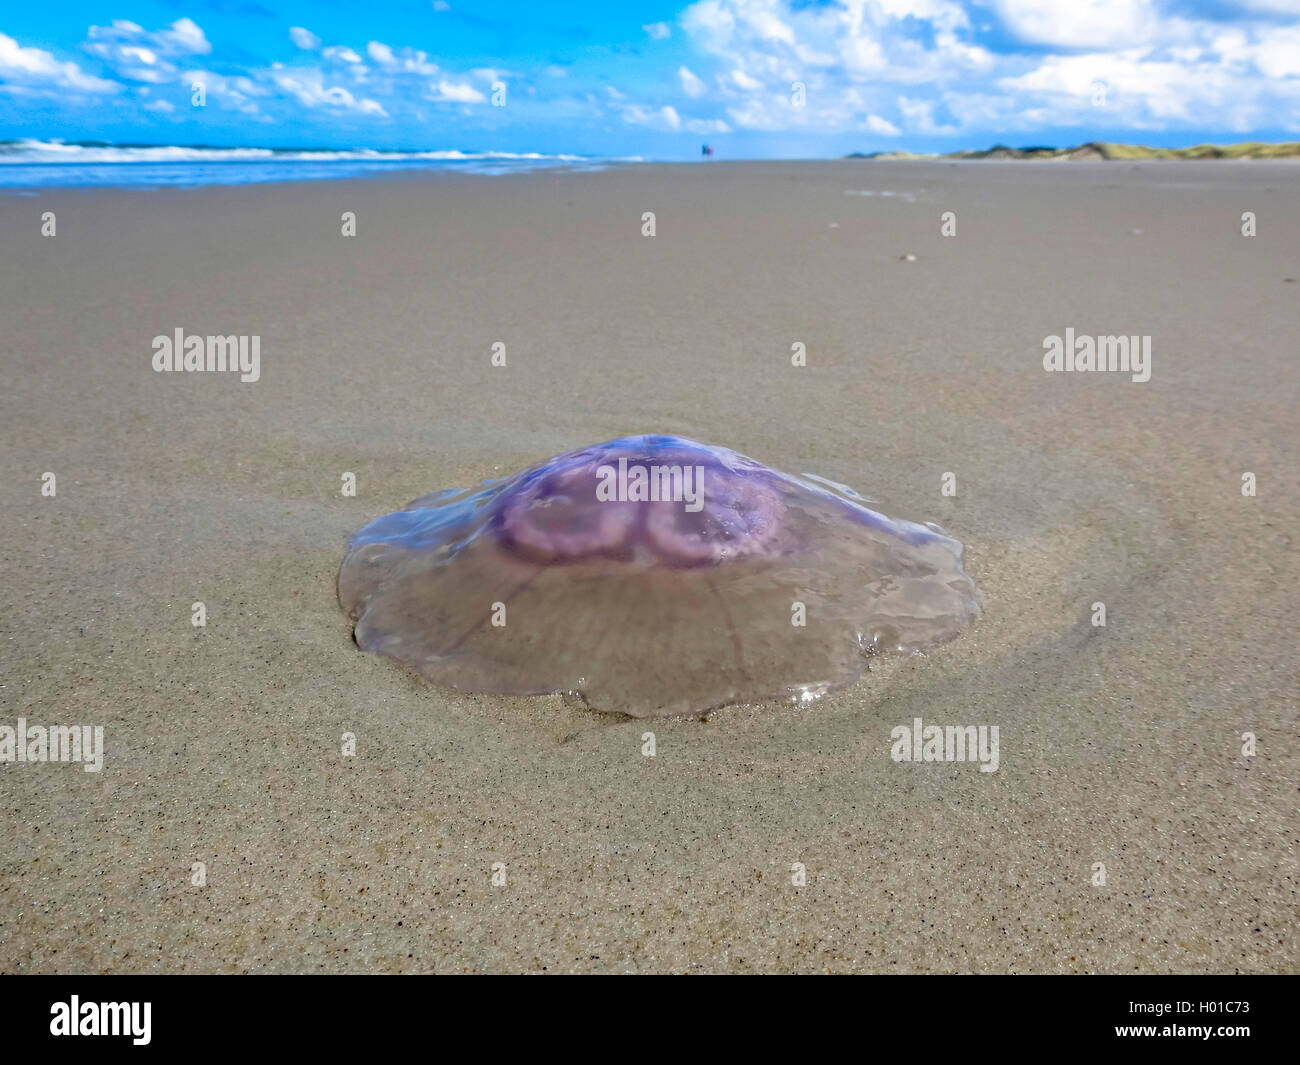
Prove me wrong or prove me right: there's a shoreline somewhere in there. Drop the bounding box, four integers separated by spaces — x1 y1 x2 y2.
5 144 1300 193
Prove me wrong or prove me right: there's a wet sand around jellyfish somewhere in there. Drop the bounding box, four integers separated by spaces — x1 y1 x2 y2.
339 435 980 716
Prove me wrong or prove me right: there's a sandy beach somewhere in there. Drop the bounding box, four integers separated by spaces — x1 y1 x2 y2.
1 159 1296 973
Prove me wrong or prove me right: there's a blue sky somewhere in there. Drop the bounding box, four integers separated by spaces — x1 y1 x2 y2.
2 1 1299 157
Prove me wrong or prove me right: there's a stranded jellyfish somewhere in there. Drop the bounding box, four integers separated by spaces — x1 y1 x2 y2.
338 435 979 717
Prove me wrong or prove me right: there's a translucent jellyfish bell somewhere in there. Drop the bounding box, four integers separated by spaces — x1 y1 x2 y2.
338 435 980 717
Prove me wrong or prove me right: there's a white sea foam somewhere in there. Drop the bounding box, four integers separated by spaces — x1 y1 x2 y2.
0 139 590 164
0 139 637 187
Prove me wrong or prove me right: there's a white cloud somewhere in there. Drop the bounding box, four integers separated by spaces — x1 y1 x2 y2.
684 0 989 93
897 95 958 134
0 32 118 93
621 103 685 129
13 0 1298 142
87 17 210 57
992 0 1157 50
620 106 730 136
684 0 734 37
86 18 212 83
749 8 795 44
366 40 438 75
724 97 780 130
161 18 210 55
322 45 363 64
289 27 321 51
679 65 707 97
272 68 387 115
674 0 1300 138
187 70 267 115
1253 25 1300 77
431 78 485 103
